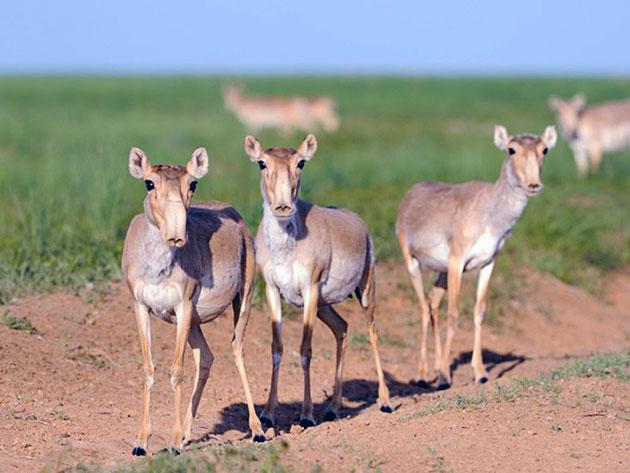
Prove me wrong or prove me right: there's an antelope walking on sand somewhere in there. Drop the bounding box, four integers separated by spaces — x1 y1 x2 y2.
122 147 265 455
549 94 630 176
396 125 557 389
224 85 339 134
245 134 391 428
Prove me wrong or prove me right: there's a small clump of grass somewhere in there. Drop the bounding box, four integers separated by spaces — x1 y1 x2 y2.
402 351 629 422
1 309 36 334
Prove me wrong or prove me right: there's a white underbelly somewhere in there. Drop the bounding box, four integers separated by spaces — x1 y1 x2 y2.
267 260 361 308
268 260 309 307
416 242 450 273
135 282 183 322
464 232 503 272
599 125 630 152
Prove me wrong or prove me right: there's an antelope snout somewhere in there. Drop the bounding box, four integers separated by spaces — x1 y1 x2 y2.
526 182 543 195
167 237 186 248
273 203 295 219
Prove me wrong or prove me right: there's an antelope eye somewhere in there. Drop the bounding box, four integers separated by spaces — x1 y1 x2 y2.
144 180 155 191
508 148 516 155
543 147 548 155
189 181 197 192
257 161 267 170
297 160 305 169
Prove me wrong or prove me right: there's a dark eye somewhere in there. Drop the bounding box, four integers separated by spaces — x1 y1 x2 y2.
144 180 155 191
508 148 516 155
189 181 197 192
542 147 548 155
257 161 266 170
297 160 305 169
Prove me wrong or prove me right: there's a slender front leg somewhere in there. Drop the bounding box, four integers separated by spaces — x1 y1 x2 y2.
398 232 431 386
299 282 320 427
182 324 213 444
132 302 154 456
169 299 193 452
231 293 266 442
472 261 495 384
573 147 589 177
588 142 603 173
440 257 464 389
260 283 283 429
428 272 447 381
317 305 348 421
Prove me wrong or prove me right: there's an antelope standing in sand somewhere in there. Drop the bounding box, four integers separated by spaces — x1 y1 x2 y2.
396 125 557 389
245 134 391 428
224 85 339 134
122 147 265 455
549 94 630 176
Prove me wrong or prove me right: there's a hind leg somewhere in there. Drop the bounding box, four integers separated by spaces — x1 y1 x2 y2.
260 284 283 429
183 324 213 444
439 257 464 389
359 262 392 412
429 272 447 385
398 231 431 385
317 305 348 421
471 262 494 384
232 293 266 442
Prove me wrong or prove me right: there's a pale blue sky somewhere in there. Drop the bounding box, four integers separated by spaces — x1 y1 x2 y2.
1 0 629 74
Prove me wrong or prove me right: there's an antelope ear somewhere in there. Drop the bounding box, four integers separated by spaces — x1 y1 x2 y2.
493 125 511 150
244 135 262 161
548 95 562 111
571 94 586 110
129 147 150 179
298 133 318 160
187 147 209 179
542 126 558 149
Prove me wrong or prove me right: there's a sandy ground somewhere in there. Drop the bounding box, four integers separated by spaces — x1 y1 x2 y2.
1 263 628 472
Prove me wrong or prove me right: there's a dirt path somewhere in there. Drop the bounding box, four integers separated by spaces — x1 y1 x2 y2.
1 264 628 472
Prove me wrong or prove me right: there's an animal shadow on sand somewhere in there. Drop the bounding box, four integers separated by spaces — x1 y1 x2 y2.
189 357 489 446
189 350 528 444
450 349 528 381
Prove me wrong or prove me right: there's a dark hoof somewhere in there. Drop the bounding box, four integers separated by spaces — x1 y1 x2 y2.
299 418 316 428
131 446 147 456
415 380 431 389
323 410 338 422
156 447 181 456
260 416 274 430
380 405 393 414
436 382 451 391
253 434 266 443
477 376 489 384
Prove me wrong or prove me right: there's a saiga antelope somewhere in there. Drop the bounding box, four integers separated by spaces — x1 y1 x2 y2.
396 125 557 389
122 147 265 455
245 134 391 428
549 94 630 176
224 85 339 134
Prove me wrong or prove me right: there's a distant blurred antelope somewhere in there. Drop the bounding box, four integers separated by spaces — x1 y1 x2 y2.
396 125 557 389
122 147 265 455
223 85 339 133
549 94 630 175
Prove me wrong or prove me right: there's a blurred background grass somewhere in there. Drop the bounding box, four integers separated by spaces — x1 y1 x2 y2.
0 76 628 303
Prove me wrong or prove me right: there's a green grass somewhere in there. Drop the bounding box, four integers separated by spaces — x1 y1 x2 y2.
0 76 628 303
77 441 294 473
0 309 36 334
400 351 629 422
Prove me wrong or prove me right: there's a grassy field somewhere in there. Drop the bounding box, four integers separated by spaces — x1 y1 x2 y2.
0 76 628 303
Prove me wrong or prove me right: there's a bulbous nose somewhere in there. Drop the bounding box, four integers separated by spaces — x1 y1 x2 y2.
275 204 293 213
167 237 186 247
